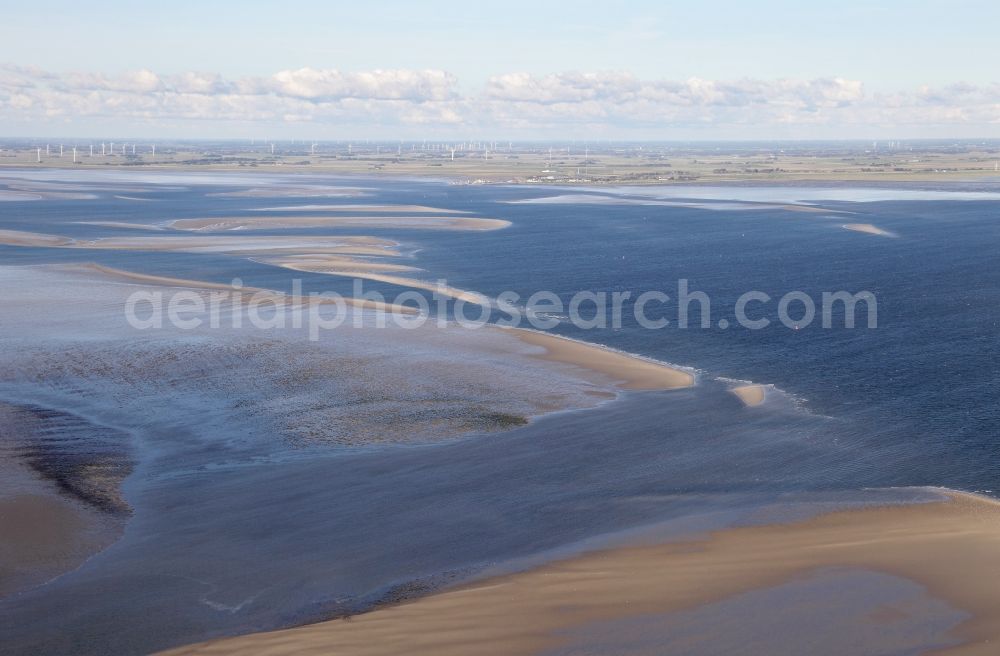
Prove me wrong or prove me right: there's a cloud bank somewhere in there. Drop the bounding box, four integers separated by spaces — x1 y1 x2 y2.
1 64 998 137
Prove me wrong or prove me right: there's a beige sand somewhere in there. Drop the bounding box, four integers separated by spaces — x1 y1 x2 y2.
74 263 419 315
163 491 1000 656
169 216 511 232
255 261 490 307
208 186 367 198
843 223 896 237
0 229 398 256
0 494 108 597
0 229 74 247
731 384 766 406
76 221 165 231
779 203 842 214
510 329 694 390
0 402 124 599
255 255 421 275
250 204 470 214
81 234 397 253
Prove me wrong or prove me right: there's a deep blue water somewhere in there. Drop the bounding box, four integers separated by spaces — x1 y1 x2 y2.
1 169 999 653
5 173 996 488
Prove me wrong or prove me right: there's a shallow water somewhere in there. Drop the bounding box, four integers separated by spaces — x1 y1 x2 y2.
1 169 999 653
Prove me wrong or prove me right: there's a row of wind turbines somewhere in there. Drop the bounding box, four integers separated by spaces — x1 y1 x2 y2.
33 142 157 163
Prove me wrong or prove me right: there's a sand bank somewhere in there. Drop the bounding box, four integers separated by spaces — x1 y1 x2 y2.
76 221 166 231
505 195 841 214
255 254 420 274
843 223 896 237
208 186 367 198
731 384 766 406
169 215 510 232
162 491 1000 656
74 263 419 315
510 329 694 390
0 190 42 201
267 267 491 306
82 234 397 253
0 229 75 247
0 229 398 256
249 204 469 214
778 203 837 214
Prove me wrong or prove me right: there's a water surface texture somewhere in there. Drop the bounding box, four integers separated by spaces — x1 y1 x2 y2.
1 170 998 653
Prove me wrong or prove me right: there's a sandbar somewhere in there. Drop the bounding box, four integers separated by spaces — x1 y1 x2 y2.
510 329 694 390
162 491 1000 656
249 204 470 214
0 229 398 256
169 216 510 232
74 263 419 315
76 221 166 231
843 223 896 237
264 267 492 306
255 254 421 274
208 186 367 198
0 229 75 247
730 384 766 406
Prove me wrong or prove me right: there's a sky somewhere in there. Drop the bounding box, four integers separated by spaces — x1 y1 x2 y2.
0 0 997 139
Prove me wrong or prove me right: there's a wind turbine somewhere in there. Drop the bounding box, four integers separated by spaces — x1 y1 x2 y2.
36 148 41 162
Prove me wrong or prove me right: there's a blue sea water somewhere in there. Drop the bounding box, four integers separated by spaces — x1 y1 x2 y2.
1 169 999 653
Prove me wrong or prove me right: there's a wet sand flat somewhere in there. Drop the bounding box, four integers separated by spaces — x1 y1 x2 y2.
0 403 127 599
0 494 110 598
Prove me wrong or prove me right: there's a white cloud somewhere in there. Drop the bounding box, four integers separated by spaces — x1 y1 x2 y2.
0 64 997 136
264 68 457 101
